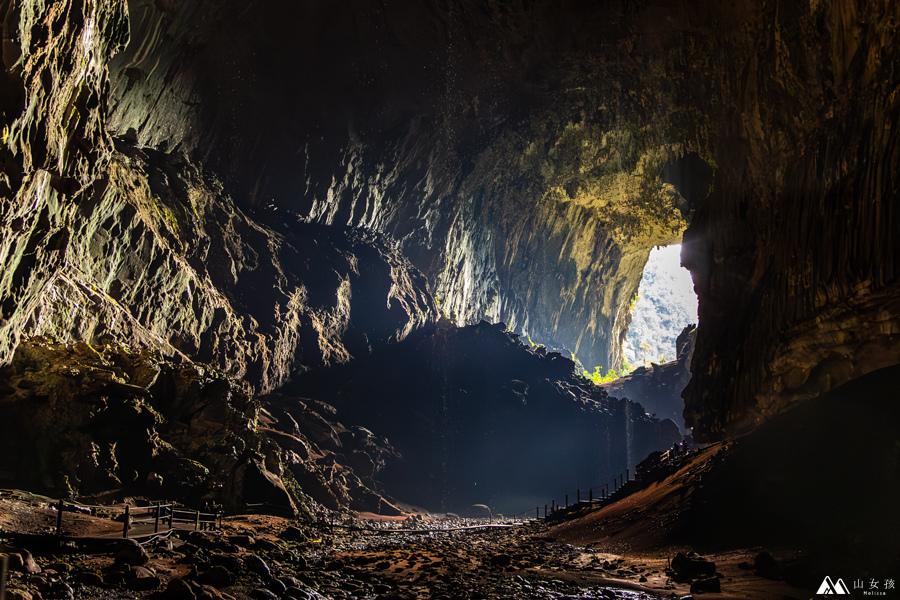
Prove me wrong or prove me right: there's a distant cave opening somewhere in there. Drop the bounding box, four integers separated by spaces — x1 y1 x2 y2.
623 244 697 369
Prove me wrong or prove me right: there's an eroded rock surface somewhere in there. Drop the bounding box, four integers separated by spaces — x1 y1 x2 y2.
101 0 900 440
0 338 401 513
1 0 898 514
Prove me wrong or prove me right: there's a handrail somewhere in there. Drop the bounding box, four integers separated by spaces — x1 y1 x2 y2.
52 499 222 540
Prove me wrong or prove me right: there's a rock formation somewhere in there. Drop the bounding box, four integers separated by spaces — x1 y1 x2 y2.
0 337 406 515
603 325 695 432
97 1 900 442
1 0 898 517
292 322 681 514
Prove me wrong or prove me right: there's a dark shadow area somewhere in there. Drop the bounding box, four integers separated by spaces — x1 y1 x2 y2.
686 363 900 575
290 322 681 515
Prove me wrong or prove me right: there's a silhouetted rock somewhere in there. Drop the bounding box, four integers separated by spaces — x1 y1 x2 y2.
754 551 780 580
670 552 716 582
294 322 681 513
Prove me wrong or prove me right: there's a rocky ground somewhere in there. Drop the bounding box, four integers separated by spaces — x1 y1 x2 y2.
0 490 809 600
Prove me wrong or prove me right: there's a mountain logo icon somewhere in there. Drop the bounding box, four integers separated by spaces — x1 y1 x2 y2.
816 576 851 595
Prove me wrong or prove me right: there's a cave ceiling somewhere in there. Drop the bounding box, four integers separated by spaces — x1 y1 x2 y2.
1 0 897 441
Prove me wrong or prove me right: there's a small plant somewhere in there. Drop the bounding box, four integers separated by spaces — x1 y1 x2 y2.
628 291 640 313
583 365 621 385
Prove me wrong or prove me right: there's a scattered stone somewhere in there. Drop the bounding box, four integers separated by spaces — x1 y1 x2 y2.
267 578 288 594
250 589 279 600
50 582 75 600
46 561 71 574
75 569 104 586
488 554 512 568
279 576 303 589
229 534 255 547
285 587 315 600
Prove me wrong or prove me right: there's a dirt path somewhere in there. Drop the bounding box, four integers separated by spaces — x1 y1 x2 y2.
0 489 811 599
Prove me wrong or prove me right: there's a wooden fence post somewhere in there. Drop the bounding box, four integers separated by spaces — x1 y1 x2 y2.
154 504 161 533
122 505 130 539
1 554 8 600
0 554 9 600
194 510 200 531
589 488 593 503
55 499 64 537
168 506 174 530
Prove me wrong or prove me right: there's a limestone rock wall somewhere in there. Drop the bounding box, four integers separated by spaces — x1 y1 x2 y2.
0 0 435 392
103 0 698 373
681 0 900 438
3 0 898 447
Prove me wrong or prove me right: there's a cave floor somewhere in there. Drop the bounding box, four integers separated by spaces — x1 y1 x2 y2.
0 496 810 600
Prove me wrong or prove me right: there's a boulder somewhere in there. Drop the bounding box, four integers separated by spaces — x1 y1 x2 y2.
4 550 41 574
238 460 297 515
670 552 716 582
753 550 780 580
244 554 272 579
127 565 161 590
197 565 234 589
116 539 150 566
160 577 197 600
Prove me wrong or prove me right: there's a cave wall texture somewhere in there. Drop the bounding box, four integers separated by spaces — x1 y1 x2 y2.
1 0 898 450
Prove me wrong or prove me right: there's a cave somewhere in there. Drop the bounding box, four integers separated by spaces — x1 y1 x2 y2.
0 1 898 599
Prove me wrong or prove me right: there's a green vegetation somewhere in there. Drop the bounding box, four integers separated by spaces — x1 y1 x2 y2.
582 356 635 385
628 291 640 314
526 335 545 350
583 365 620 384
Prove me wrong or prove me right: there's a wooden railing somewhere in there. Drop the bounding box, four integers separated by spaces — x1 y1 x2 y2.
52 499 221 540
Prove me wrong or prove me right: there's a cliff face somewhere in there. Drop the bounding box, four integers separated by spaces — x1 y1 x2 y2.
680 2 900 439
0 0 435 391
0 0 434 511
2 0 898 459
603 325 695 432
105 1 900 441
102 0 700 374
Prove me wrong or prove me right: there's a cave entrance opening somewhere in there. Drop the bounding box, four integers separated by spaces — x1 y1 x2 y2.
622 244 697 370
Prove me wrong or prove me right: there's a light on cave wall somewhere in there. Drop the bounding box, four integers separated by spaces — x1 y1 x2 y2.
623 244 697 368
